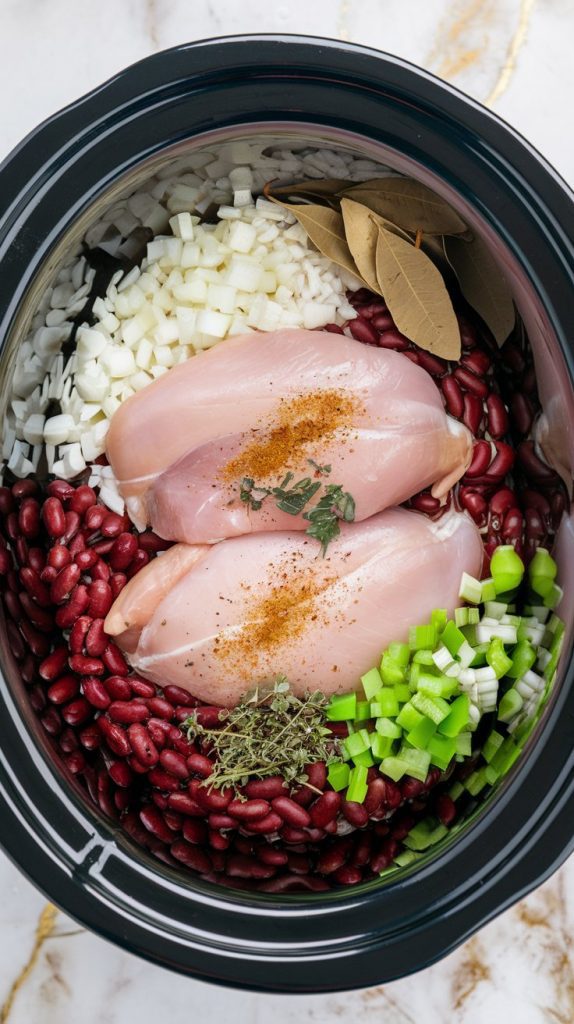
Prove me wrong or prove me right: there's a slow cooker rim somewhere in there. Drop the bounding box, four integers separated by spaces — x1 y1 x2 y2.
0 35 573 992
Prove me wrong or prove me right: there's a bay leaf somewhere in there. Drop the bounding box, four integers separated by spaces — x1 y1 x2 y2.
342 178 468 235
266 178 350 201
340 198 382 295
375 224 461 360
444 234 515 347
268 198 368 287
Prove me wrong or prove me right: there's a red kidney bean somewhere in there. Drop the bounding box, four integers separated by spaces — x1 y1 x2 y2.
48 544 71 570
64 750 87 775
29 684 47 713
87 580 113 619
126 550 150 578
92 539 114 556
102 643 128 676
502 507 524 542
168 792 204 816
146 716 171 746
310 791 341 828
305 761 327 791
140 806 175 844
0 547 13 575
371 837 399 873
15 535 29 567
100 513 125 538
209 830 231 851
101 676 130 702
459 488 488 525
145 696 172 720
41 707 63 736
28 548 46 573
464 440 492 478
208 813 237 831
147 767 180 792
227 798 272 822
162 684 196 707
410 491 441 514
189 783 232 813
290 784 316 808
21 654 37 686
525 508 545 540
20 567 51 607
108 700 148 724
19 619 50 659
61 697 92 727
60 511 81 545
317 838 352 875
18 498 41 539
130 678 156 699
510 392 534 436
84 505 106 532
244 776 287 799
50 564 81 604
85 619 107 657
3 589 22 621
280 827 309 844
39 565 58 583
46 479 73 501
349 316 379 345
400 777 426 800
436 793 456 826
7 620 26 660
376 328 410 351
91 559 111 581
486 440 515 479
69 653 104 676
170 841 211 873
59 726 79 753
244 813 283 835
41 497 66 538
68 532 86 558
159 749 189 780
342 800 369 828
109 533 138 571
19 593 54 631
364 778 387 816
334 865 362 885
109 573 127 599
74 549 98 571
461 349 491 376
68 485 96 515
440 375 465 417
127 723 158 766
182 819 208 844
47 674 79 705
108 761 133 788
82 676 111 710
98 716 132 757
518 441 558 484
286 852 310 875
68 616 91 655
138 531 171 553
351 831 373 868
0 486 14 515
486 394 509 439
324 322 345 335
383 780 403 809
462 393 484 435
489 487 516 520
416 350 447 376
272 797 311 829
454 366 489 399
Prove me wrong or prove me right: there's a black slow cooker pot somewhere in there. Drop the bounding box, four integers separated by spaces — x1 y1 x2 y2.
0 36 573 993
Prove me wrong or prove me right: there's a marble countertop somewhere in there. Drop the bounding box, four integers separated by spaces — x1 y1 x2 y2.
1 1 573 1021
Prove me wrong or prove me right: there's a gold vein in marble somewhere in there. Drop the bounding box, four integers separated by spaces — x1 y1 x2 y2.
451 935 491 1010
426 0 493 83
0 903 58 1023
337 0 351 41
485 0 536 105
516 875 574 1024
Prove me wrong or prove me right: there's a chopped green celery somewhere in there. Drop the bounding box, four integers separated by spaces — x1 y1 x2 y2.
480 577 497 602
484 764 500 785
528 547 557 598
482 729 504 763
507 640 536 679
370 733 395 760
406 716 436 749
417 672 460 700
327 762 350 791
455 732 472 756
431 609 448 633
354 700 371 723
396 702 424 731
408 662 421 689
498 687 523 723
394 682 411 703
469 643 489 668
544 643 562 683
409 624 437 651
393 850 422 868
490 736 521 775
438 694 470 737
413 649 437 666
370 689 399 718
455 606 480 627
427 733 457 770
459 571 482 604
398 745 431 781
361 667 383 700
342 728 371 758
353 748 375 767
411 691 450 724
403 818 448 851
378 865 401 878
525 604 550 622
484 601 508 620
512 715 537 747
490 544 525 594
326 692 357 721
457 640 476 669
465 767 488 795
544 582 563 610
546 613 565 638
381 755 409 782
379 654 405 685
346 765 368 803
486 636 513 678
461 623 478 646
441 620 465 656
448 781 464 800
376 717 402 739
386 642 411 669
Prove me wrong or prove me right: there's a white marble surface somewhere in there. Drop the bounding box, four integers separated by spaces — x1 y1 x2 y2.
1 1 574 1021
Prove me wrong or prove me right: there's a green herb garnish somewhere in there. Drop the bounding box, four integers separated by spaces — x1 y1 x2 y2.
239 460 355 555
184 678 341 794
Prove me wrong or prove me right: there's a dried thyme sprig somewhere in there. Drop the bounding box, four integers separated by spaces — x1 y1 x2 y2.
184 678 341 794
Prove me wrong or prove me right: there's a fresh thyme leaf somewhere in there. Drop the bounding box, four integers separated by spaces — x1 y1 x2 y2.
240 476 273 511
272 476 322 515
303 484 356 555
183 678 341 794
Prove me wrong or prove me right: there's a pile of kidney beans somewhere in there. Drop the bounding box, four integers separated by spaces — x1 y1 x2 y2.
0 289 566 893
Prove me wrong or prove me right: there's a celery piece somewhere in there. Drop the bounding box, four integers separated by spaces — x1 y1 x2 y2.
438 693 470 737
370 733 394 761
455 732 472 756
417 673 460 700
528 547 557 597
459 572 483 604
353 748 375 767
469 642 489 668
465 767 488 796
394 849 422 868
482 729 504 763
480 577 497 602
507 640 536 680
448 781 464 800
490 544 525 594
427 734 457 770
486 636 513 678
370 689 399 718
326 692 357 721
396 701 424 731
484 764 500 785
413 649 437 666
342 728 371 759
457 639 476 668
441 620 465 656
454 606 480 627
327 762 350 792
387 642 411 669
346 765 368 803
404 819 448 851
375 717 402 739
431 609 448 633
354 700 371 723
544 583 564 610
484 601 508 620
394 682 411 704
409 624 437 651
361 667 383 700
381 756 408 782
406 716 436 750
411 692 450 724
497 687 523 723
398 745 431 781
490 736 521 776
379 654 405 685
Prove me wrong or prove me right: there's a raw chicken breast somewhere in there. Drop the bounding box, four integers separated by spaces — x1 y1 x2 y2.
105 329 471 534
104 508 482 707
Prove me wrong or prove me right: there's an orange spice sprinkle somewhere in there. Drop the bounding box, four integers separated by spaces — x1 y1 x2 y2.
220 389 360 483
